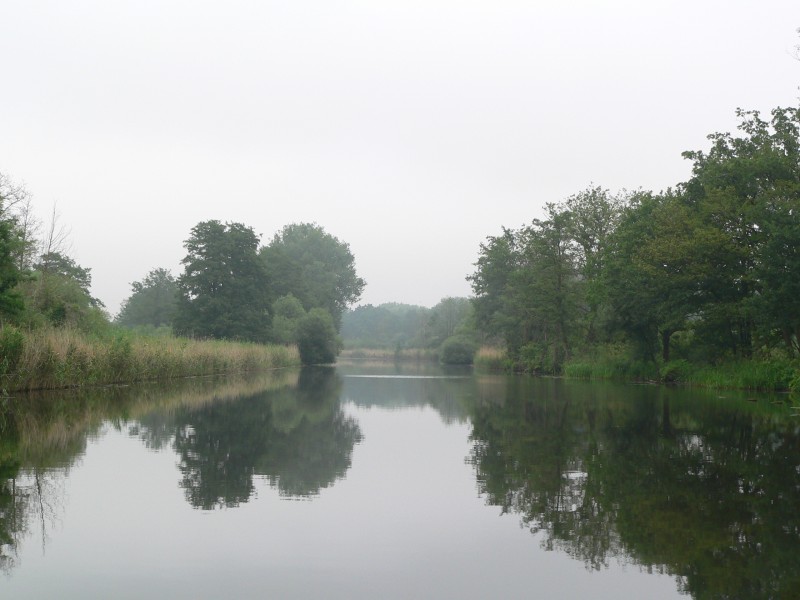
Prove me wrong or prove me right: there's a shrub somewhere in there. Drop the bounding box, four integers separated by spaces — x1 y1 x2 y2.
440 336 477 365
0 325 24 380
296 309 341 366
660 359 693 383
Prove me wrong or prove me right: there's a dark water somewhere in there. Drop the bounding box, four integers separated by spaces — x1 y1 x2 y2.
1 364 799 599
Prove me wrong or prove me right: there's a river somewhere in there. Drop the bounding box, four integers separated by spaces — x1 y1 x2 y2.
1 363 798 599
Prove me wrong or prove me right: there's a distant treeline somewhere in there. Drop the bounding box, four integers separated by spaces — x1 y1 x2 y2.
340 298 480 364
469 106 800 387
341 298 471 349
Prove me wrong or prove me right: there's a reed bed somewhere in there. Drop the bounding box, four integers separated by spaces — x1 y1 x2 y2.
473 346 507 371
1 325 300 392
339 347 439 362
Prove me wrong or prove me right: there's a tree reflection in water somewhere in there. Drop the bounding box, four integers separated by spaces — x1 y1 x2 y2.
157 367 362 508
0 367 361 568
468 377 800 599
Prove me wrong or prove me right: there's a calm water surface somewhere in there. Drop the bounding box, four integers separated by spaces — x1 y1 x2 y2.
2 364 799 599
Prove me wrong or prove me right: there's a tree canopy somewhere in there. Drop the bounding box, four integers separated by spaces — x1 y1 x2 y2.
470 106 800 371
0 179 25 322
116 268 178 329
173 221 270 342
260 223 365 329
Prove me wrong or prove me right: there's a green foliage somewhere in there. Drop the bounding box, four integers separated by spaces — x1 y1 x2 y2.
36 252 99 305
296 308 341 366
260 223 365 330
659 359 693 383
685 360 797 391
439 335 477 365
341 303 430 349
0 326 24 384
16 263 110 334
473 106 800 376
421 297 474 348
116 268 178 329
562 345 660 381
270 294 306 344
0 197 24 322
174 221 270 343
469 202 590 372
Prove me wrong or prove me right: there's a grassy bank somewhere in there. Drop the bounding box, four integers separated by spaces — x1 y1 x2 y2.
476 344 799 395
0 325 300 392
566 355 798 393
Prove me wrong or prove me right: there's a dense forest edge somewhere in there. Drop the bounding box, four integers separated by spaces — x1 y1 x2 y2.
3 105 800 396
341 106 800 396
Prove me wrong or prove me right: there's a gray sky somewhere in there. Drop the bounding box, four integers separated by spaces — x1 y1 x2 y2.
1 0 798 315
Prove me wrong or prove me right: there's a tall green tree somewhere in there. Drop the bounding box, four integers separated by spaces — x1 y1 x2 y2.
0 219 24 323
679 107 800 358
174 221 270 342
562 186 623 343
260 223 365 330
604 191 699 362
468 227 522 348
752 186 800 355
116 268 178 329
0 181 25 322
35 251 101 307
470 205 580 371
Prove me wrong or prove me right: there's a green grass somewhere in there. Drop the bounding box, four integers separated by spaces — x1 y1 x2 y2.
0 325 301 392
679 359 797 391
563 345 660 382
563 344 798 393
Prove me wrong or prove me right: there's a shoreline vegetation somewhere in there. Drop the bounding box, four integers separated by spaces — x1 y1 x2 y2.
341 344 798 396
0 325 300 393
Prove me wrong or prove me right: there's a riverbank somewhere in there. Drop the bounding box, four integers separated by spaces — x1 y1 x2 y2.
473 345 799 395
563 355 798 393
0 325 300 392
339 347 439 362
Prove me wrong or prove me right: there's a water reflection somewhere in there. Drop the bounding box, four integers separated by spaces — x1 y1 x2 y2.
161 367 362 508
339 361 474 423
0 367 363 567
3 366 800 598
467 377 800 599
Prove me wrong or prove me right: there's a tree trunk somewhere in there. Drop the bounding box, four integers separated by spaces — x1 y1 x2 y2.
661 329 673 363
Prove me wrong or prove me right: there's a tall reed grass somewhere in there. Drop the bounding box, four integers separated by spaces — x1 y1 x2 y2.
339 347 439 362
0 325 300 392
473 346 508 371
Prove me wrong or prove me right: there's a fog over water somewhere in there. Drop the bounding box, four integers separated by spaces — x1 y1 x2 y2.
1 1 797 313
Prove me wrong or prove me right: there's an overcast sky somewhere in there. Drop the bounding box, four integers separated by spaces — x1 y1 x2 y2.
1 1 798 315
